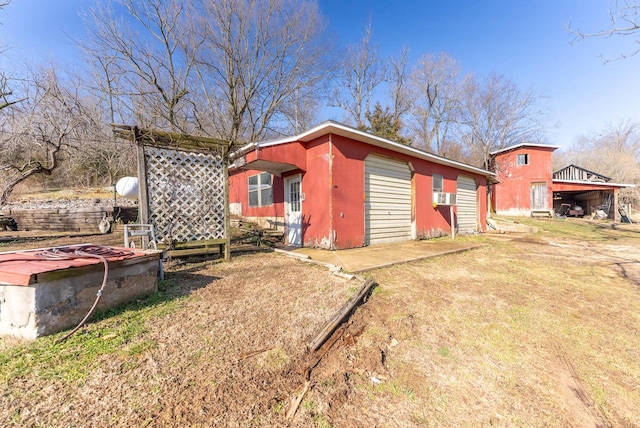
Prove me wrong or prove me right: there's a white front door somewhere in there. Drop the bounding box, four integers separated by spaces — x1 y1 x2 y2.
285 175 302 246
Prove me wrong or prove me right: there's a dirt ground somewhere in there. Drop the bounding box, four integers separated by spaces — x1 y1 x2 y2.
1 220 640 427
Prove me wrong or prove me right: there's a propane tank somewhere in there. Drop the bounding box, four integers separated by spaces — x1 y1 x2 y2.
115 176 139 199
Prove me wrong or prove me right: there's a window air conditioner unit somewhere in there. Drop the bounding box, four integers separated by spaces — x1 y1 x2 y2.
433 192 457 206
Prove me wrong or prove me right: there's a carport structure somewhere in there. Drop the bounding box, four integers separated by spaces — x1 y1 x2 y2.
552 165 634 221
490 144 635 220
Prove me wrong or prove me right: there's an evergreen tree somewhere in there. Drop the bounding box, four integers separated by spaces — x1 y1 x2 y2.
363 102 412 145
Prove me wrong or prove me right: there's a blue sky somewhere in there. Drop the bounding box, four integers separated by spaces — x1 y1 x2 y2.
1 0 639 149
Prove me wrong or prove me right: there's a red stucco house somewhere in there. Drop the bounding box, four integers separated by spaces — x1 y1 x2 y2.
229 121 494 249
490 143 634 220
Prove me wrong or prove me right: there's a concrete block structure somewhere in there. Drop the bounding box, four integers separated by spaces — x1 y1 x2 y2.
0 246 162 340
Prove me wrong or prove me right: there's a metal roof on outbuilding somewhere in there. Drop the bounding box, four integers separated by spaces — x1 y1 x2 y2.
489 142 560 156
232 120 495 178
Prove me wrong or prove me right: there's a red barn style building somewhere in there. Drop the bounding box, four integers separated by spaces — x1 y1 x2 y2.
490 143 559 217
229 121 494 249
490 143 633 220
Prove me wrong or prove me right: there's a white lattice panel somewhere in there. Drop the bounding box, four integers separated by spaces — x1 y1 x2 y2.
144 146 226 244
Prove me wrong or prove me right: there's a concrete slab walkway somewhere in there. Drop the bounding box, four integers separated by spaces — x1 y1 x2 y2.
287 239 483 273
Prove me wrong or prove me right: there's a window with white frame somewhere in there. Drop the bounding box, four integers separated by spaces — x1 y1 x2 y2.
248 172 273 207
432 174 444 192
517 154 529 165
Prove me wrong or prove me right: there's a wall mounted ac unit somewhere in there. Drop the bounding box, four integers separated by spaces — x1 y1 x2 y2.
433 192 457 206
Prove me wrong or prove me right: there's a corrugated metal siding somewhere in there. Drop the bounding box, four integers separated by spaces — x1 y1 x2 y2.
456 176 477 233
553 165 609 182
365 155 412 245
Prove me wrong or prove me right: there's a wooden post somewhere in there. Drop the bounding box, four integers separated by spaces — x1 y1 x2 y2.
450 205 455 239
134 127 151 249
223 148 231 259
134 127 150 225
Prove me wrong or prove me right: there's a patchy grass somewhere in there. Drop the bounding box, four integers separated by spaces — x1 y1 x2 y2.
500 216 640 241
307 221 640 427
0 220 639 426
8 187 113 203
0 278 185 385
0 252 355 427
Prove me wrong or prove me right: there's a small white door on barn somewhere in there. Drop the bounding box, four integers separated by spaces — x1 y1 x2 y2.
285 175 302 246
530 182 548 210
364 154 412 245
456 175 478 233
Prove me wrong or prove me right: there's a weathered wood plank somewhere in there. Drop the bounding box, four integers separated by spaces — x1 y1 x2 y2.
158 238 227 250
307 278 377 352
166 247 222 258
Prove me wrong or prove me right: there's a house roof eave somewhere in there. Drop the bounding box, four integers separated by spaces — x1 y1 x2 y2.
235 120 495 178
228 142 257 162
490 143 560 156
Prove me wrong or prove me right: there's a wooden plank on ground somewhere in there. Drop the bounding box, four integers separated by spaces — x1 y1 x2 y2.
307 278 377 352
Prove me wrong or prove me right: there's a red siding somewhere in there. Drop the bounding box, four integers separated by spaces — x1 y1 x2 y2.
230 133 489 249
229 169 284 219
330 134 487 247
329 135 366 248
413 162 468 238
492 146 555 213
245 141 306 170
299 136 331 247
552 182 618 192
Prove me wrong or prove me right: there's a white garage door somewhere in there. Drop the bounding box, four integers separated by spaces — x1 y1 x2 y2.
365 154 412 245
456 175 478 233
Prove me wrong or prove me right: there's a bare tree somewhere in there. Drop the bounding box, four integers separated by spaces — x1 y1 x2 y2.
569 0 640 58
601 119 640 157
0 67 100 204
388 46 412 124
560 120 640 202
0 1 24 112
82 47 128 128
195 0 329 144
84 0 199 132
280 88 322 134
84 0 328 146
80 44 137 187
332 21 387 129
406 53 461 155
65 134 135 188
0 74 23 112
355 46 413 145
457 73 547 169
